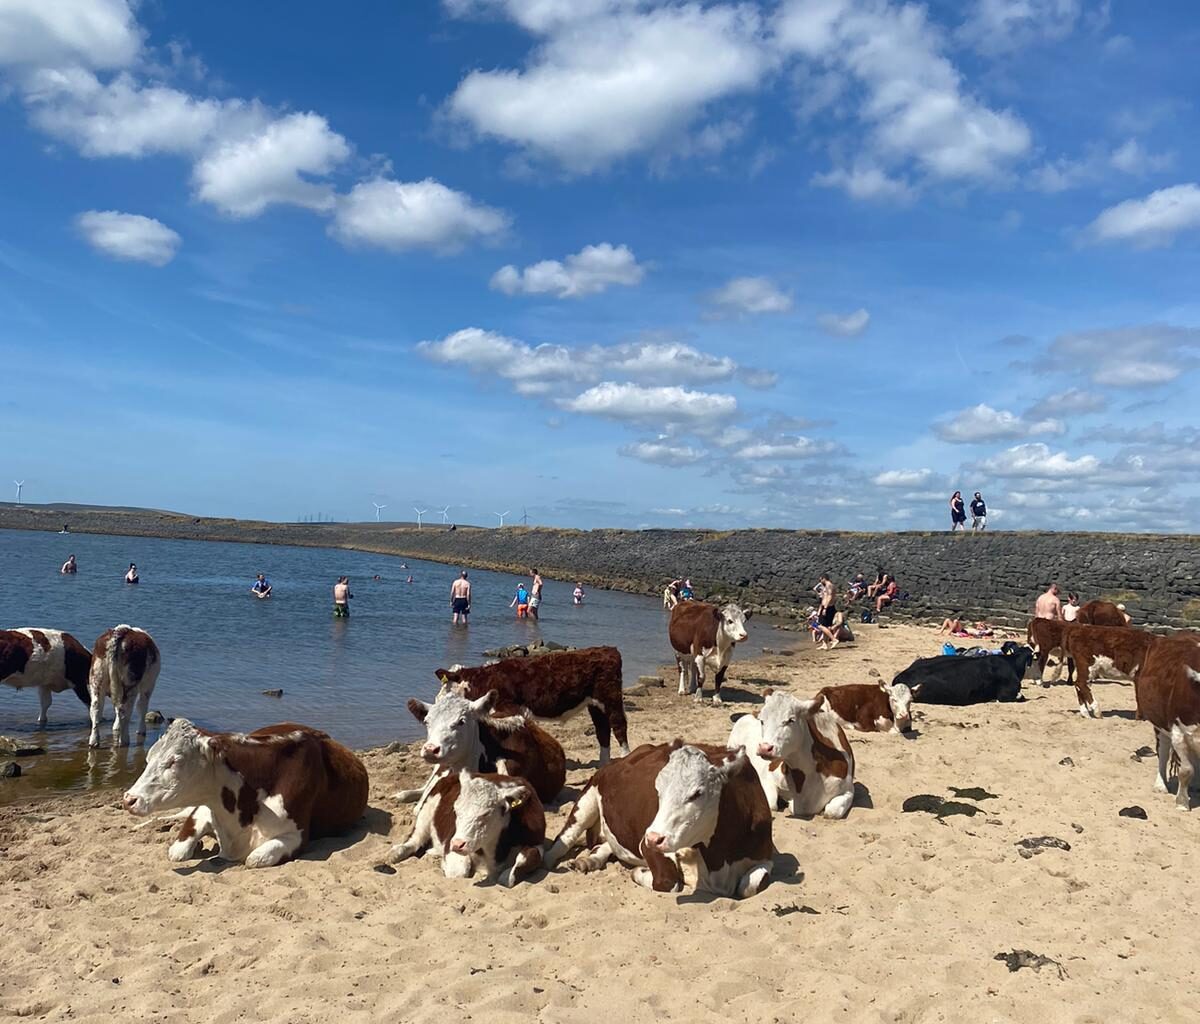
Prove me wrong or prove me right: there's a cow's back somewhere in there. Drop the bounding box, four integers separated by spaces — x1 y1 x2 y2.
669 602 719 655
591 742 672 850
1065 624 1154 668
1076 601 1128 627
896 655 1017 704
1135 633 1200 728
816 684 891 731
1028 617 1065 650
451 647 621 715
482 716 567 803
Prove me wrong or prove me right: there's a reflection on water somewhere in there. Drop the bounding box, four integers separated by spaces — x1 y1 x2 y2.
0 528 677 803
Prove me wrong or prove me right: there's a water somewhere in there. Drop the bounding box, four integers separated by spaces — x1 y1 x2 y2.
0 528 674 803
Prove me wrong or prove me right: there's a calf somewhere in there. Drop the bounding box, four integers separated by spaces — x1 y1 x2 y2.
123 719 369 867
544 740 773 898
435 647 628 764
1027 617 1068 683
88 625 161 747
397 689 566 805
1076 600 1130 626
1133 632 1200 810
1060 624 1156 718
729 690 856 817
0 628 91 725
668 601 751 705
893 644 1034 705
388 770 545 886
814 681 913 734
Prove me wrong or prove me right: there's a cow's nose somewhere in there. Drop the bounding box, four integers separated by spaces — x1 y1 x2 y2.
644 831 668 850
450 838 468 854
422 744 440 759
756 742 774 757
121 793 138 812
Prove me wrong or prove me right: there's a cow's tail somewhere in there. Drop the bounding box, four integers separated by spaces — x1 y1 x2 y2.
102 625 135 704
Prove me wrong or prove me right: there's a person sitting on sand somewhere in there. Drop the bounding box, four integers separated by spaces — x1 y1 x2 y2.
831 611 855 644
939 615 964 635
61 554 77 575
866 569 887 599
251 573 272 599
125 563 139 585
875 576 899 615
845 573 867 602
511 581 530 618
573 583 585 605
333 576 351 617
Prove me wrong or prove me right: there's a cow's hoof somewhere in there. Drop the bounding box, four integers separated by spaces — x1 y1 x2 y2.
711 695 723 706
168 838 201 862
1153 777 1170 793
387 843 416 863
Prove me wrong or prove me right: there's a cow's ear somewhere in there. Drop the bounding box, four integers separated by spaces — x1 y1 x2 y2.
471 690 498 716
668 738 685 752
501 782 531 810
721 747 748 779
435 669 449 682
744 610 754 621
763 687 775 698
407 698 429 723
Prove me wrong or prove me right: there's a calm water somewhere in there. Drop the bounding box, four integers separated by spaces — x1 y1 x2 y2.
0 528 676 802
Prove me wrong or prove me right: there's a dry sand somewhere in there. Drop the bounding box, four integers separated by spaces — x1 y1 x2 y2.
1 622 1193 1023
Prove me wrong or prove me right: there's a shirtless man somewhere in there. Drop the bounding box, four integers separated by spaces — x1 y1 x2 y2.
1034 583 1062 620
333 576 351 618
61 554 77 575
815 573 840 649
450 571 471 625
529 568 544 621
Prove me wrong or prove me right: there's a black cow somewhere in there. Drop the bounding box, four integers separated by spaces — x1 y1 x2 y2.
893 643 1034 705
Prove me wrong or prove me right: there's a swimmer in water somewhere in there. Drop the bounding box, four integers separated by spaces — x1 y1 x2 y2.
125 563 139 585
407 575 414 584
573 582 585 605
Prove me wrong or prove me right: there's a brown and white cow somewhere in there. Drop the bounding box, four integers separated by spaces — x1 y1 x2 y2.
668 601 751 705
396 689 566 806
88 625 161 747
1076 600 1131 626
544 740 773 898
435 647 628 764
1027 617 1069 683
1133 632 1200 810
728 689 856 817
388 770 545 887
814 681 913 734
1061 624 1156 718
124 718 369 867
0 628 91 725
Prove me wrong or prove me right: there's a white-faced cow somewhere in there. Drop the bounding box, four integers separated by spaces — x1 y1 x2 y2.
434 647 628 764
668 601 751 705
814 681 913 734
1133 632 1200 810
0 628 91 725
544 740 774 899
124 719 369 868
728 689 856 818
1060 624 1156 718
388 770 545 886
88 625 161 747
397 690 566 806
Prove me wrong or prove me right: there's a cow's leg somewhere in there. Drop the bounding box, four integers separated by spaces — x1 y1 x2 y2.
822 785 855 820
587 704 613 765
1172 725 1194 811
501 845 543 887
737 862 773 898
113 697 134 747
1033 649 1048 685
692 654 706 702
545 787 599 869
1047 647 1066 683
571 842 613 874
676 656 688 696
389 799 438 862
1154 728 1172 794
134 688 151 742
88 687 105 747
36 686 52 727
245 830 303 868
712 664 727 706
393 767 439 804
1073 663 1098 718
169 806 214 862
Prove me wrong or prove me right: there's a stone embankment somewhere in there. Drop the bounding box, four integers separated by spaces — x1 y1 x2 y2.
2 506 1197 628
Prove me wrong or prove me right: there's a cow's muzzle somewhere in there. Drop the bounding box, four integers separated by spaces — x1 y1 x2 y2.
644 831 669 851
421 744 441 762
757 742 775 758
122 792 146 815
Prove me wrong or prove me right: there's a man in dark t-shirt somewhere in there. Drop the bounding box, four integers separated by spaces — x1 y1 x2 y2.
970 492 987 532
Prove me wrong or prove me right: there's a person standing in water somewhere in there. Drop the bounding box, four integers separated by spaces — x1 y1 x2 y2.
60 554 77 575
529 568 544 620
251 573 273 598
573 582 585 605
333 576 351 618
511 580 530 618
125 563 139 584
450 571 471 624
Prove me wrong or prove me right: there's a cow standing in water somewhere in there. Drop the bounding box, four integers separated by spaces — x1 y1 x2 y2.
88 625 161 747
668 601 751 705
0 628 91 726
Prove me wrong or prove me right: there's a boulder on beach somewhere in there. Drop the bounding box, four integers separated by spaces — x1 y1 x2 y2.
0 736 45 757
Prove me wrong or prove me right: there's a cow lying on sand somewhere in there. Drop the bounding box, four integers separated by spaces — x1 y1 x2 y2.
435 647 628 764
123 719 369 868
396 689 566 805
0 627 91 725
389 770 545 886
893 643 1034 705
1060 625 1156 719
544 740 774 898
88 625 161 747
1134 632 1200 810
814 681 913 734
728 690 856 817
668 601 751 705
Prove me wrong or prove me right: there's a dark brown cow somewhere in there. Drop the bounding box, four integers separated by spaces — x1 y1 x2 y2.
1027 617 1069 683
0 628 91 725
1133 632 1200 809
1076 600 1130 626
544 740 774 898
123 719 369 867
668 601 751 704
1060 624 1156 718
814 681 914 733
436 647 628 763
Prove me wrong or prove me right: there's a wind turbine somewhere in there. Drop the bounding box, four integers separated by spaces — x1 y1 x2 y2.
413 507 427 529
493 510 510 527
520 506 529 526
372 502 387 522
439 505 451 524
13 480 24 505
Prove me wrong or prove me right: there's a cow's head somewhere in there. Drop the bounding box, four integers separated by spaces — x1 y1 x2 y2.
755 690 822 761
434 667 468 700
449 771 531 872
1003 644 1035 677
408 691 503 765
644 743 745 854
883 681 913 731
718 604 750 645
122 718 208 816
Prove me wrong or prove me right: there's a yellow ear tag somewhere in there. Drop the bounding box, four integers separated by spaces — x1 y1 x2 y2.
508 796 524 809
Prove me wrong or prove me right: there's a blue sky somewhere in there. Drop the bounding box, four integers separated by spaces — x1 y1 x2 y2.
1 0 1198 532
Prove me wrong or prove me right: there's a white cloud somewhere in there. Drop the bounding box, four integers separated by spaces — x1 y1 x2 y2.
873 468 933 488
705 276 792 316
1024 387 1107 419
1109 138 1174 176
331 178 510 252
561 382 738 425
811 164 912 202
976 442 1100 479
934 403 1064 443
957 0 1081 57
1030 139 1175 193
817 308 870 337
193 112 349 218
1086 183 1200 247
75 210 180 266
735 436 839 460
0 0 141 71
491 243 644 298
1044 325 1200 389
444 1 773 171
618 440 706 466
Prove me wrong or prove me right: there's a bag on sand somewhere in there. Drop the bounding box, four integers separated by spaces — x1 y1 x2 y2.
861 610 875 624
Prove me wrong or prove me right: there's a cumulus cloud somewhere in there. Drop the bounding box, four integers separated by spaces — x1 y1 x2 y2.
1044 325 1200 389
561 382 738 425
705 276 792 316
1086 184 1200 247
735 436 840 460
1024 387 1108 420
933 404 1064 443
1030 139 1175 193
490 243 644 298
811 165 912 202
873 468 934 488
0 0 141 71
817 308 870 337
957 0 1081 57
618 440 706 466
331 178 510 252
75 210 180 266
976 442 1100 479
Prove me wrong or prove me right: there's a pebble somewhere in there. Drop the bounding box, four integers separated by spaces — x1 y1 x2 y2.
1118 805 1148 819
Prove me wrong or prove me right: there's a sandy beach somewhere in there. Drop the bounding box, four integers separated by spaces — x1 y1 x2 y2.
1 621 1193 1024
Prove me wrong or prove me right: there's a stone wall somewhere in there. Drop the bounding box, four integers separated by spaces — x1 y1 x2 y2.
2 506 1197 628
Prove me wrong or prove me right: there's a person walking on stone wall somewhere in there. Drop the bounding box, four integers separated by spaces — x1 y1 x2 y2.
970 492 987 531
949 491 967 532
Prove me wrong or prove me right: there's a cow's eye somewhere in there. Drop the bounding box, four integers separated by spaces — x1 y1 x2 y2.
164 757 177 768
455 719 466 727
784 718 795 725
688 790 704 802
